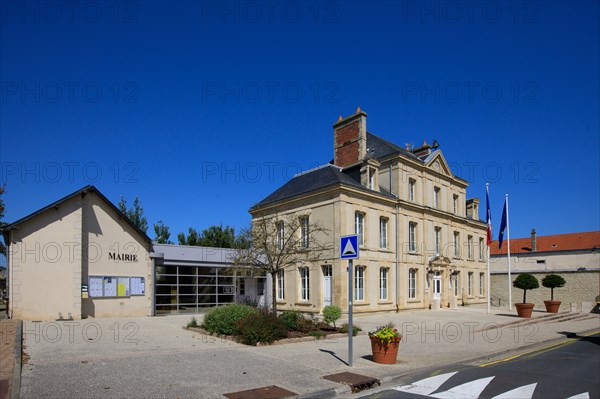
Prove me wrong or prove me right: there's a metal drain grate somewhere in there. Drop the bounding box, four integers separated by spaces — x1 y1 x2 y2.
223 385 297 399
323 372 381 393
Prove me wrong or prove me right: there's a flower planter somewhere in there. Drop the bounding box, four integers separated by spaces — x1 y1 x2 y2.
544 300 561 313
369 336 400 364
515 303 535 318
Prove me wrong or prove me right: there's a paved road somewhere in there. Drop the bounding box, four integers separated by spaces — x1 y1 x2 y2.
359 333 600 399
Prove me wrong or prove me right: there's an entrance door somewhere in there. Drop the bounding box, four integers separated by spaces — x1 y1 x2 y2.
433 272 441 299
322 265 332 307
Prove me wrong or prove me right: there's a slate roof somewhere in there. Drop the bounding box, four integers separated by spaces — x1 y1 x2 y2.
490 231 600 255
252 163 396 208
366 132 420 161
1 185 152 242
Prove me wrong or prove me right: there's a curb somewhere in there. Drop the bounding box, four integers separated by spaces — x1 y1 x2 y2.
300 327 600 399
11 320 22 399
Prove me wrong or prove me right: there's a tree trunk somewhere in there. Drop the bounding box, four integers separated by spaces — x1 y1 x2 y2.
551 287 554 301
523 289 527 304
271 273 278 314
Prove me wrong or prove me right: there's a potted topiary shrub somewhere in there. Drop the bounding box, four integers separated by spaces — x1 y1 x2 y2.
541 274 566 313
368 323 401 364
513 273 539 318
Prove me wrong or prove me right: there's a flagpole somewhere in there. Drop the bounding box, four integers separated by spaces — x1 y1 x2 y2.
506 194 512 311
486 183 491 314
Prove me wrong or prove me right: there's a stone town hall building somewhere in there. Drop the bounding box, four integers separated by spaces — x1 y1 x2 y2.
251 108 488 314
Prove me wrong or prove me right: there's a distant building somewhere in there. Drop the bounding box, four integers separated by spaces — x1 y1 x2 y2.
490 230 600 311
251 108 488 314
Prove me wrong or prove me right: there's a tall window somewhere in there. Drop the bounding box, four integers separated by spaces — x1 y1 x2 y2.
468 272 473 296
434 227 441 255
479 272 484 296
276 221 285 250
238 279 245 296
380 217 388 249
409 222 417 252
453 194 458 214
369 169 375 190
408 268 417 299
355 212 365 246
467 235 473 259
379 267 388 300
300 216 309 248
454 231 460 258
409 178 416 201
257 279 265 296
479 237 484 260
454 272 459 296
433 186 440 208
355 266 365 301
300 267 310 301
277 270 285 300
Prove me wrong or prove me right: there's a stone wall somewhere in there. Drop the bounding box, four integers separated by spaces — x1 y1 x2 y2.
491 270 599 312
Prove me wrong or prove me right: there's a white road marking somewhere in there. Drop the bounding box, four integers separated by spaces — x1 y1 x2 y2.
395 372 458 396
566 393 590 399
430 376 495 399
491 383 537 399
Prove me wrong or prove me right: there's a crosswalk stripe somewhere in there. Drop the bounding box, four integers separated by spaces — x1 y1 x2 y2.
395 372 458 396
491 383 537 399
430 376 495 399
566 393 590 399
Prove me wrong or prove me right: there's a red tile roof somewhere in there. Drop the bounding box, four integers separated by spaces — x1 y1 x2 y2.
490 231 600 255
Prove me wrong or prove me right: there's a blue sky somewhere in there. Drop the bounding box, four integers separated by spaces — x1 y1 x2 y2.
1 0 598 245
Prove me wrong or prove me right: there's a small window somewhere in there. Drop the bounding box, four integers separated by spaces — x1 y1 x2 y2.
536 260 546 264
434 227 441 255
408 268 417 299
409 222 417 252
380 217 388 249
454 231 460 258
479 272 485 296
238 278 245 296
433 187 440 208
257 279 265 296
276 271 284 300
467 235 473 259
300 267 310 301
454 272 460 296
479 237 484 260
379 267 388 300
468 272 473 296
453 194 458 214
355 212 365 247
409 179 416 201
369 168 375 190
355 266 365 301
276 221 285 250
300 216 309 248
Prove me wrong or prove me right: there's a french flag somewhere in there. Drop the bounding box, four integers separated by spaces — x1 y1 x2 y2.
486 184 492 246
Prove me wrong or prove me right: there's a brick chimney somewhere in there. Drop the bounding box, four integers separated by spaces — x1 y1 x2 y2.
333 107 367 168
412 140 432 158
531 229 537 252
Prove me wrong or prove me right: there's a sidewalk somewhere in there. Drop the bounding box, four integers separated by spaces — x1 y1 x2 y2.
16 307 600 399
0 320 20 399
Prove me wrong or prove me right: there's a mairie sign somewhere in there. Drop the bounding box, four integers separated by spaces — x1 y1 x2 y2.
340 235 359 260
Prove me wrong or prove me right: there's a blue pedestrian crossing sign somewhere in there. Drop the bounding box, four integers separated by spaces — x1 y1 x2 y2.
340 235 359 259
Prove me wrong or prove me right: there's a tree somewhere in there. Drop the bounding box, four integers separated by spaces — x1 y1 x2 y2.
153 220 172 244
0 185 5 256
118 196 148 233
178 227 200 246
231 212 332 313
513 273 540 304
541 274 566 301
198 225 236 248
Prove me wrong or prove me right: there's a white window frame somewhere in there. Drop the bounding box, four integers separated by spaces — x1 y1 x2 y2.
355 212 365 247
277 270 285 301
300 267 310 301
355 266 365 301
454 231 460 258
434 227 441 255
479 237 484 260
408 268 417 299
379 267 388 300
276 221 285 250
409 178 415 201
479 272 484 296
409 222 417 252
433 186 440 208
467 235 473 260
300 216 309 249
468 272 473 296
380 217 388 249
453 194 458 214
454 272 459 296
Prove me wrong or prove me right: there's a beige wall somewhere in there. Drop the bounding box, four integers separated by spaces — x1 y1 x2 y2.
8 190 152 320
491 271 600 312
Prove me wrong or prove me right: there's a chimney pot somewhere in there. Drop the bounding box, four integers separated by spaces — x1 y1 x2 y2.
531 229 537 252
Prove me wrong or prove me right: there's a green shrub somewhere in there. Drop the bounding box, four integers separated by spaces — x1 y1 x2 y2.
322 305 342 328
309 331 327 340
233 311 288 345
202 304 258 335
513 273 540 303
339 323 361 336
295 314 320 333
186 316 198 329
542 274 566 301
279 311 301 331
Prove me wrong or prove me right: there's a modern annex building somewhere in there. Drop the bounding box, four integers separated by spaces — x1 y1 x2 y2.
2 186 264 320
251 108 488 314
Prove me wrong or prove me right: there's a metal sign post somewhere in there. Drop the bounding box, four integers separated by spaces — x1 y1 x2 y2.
340 235 359 367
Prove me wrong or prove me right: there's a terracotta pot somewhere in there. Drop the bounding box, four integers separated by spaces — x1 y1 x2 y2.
369 336 400 364
544 300 561 313
515 303 535 318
